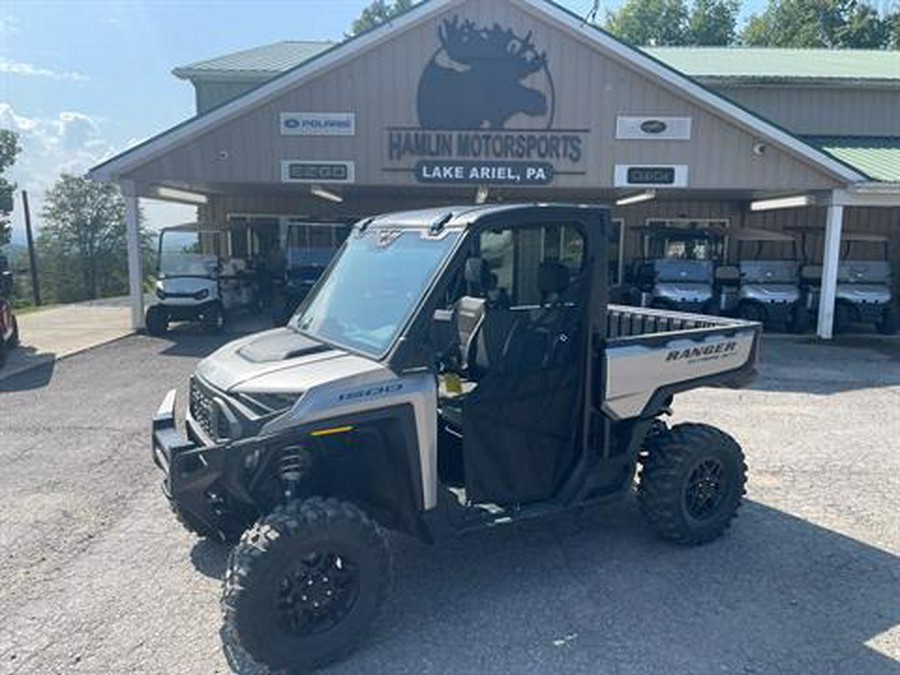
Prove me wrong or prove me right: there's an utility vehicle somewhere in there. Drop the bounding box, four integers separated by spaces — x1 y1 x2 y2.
146 224 255 336
628 224 724 313
152 204 761 672
793 229 897 335
719 228 808 332
0 256 19 368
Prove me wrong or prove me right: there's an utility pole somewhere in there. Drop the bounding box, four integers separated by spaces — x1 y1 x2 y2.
22 189 41 306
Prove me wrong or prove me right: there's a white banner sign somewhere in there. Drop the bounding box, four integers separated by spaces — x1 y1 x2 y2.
616 116 692 141
281 161 356 184
280 112 356 136
614 164 689 188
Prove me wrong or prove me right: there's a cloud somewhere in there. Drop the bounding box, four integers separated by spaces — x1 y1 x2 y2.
0 103 194 244
0 15 21 35
1 104 118 241
0 57 89 81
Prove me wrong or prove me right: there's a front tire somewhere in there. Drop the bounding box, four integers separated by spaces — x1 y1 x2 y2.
638 423 747 545
788 303 810 334
877 305 898 335
202 301 225 333
145 305 169 336
222 498 390 672
9 315 19 348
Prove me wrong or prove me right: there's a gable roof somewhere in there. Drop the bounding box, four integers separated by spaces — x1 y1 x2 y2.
172 40 334 81
644 47 900 85
90 0 866 184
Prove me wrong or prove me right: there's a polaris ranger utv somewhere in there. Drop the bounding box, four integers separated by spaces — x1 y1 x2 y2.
152 204 761 672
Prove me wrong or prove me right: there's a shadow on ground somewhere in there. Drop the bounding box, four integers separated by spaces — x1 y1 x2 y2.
195 499 899 674
0 346 56 391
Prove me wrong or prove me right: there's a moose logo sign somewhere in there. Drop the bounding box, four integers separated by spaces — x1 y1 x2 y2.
383 16 587 187
417 17 553 130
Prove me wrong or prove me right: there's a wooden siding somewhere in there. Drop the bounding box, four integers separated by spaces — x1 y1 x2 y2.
128 0 842 192
714 86 900 137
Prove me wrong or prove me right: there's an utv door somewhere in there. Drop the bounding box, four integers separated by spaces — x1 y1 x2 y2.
462 221 593 505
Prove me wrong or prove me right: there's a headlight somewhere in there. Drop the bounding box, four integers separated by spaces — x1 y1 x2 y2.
236 391 302 414
194 288 210 300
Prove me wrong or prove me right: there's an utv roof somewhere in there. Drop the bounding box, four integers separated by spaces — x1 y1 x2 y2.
358 203 609 230
728 228 797 242
786 226 889 243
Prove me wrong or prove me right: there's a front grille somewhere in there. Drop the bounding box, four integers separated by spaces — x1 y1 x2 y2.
189 377 214 439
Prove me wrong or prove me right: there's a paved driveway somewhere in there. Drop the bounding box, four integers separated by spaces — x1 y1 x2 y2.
0 334 897 674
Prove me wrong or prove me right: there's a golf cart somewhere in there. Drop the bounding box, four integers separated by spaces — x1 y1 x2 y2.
151 204 761 672
0 254 19 368
719 228 808 332
794 230 897 335
146 224 254 336
628 224 724 313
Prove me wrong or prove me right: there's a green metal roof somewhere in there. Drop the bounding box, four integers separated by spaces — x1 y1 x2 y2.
644 47 900 82
173 41 334 78
804 137 900 182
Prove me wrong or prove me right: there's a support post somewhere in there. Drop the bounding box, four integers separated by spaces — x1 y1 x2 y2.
120 180 144 330
817 197 844 340
21 190 41 306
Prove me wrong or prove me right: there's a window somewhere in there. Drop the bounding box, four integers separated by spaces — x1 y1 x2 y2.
479 223 585 307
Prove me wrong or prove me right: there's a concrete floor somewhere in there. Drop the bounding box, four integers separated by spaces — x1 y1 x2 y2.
0 333 897 674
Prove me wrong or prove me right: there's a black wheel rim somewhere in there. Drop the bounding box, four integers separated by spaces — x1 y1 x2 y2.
275 552 359 637
684 459 726 521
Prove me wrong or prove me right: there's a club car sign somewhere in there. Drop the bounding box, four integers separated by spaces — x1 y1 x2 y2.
384 17 588 186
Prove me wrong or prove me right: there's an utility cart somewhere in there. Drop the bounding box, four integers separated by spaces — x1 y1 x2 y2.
146 224 255 336
793 229 897 335
0 255 19 368
719 228 808 332
627 224 724 313
152 204 761 672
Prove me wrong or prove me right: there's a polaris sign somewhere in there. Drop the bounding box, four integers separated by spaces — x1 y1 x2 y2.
281 113 356 136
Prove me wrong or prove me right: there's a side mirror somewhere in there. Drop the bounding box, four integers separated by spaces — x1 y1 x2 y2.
464 257 485 285
431 308 457 354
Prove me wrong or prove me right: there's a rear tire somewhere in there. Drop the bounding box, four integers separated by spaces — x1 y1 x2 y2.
877 306 898 335
146 305 169 336
9 316 19 348
638 423 747 545
222 498 390 672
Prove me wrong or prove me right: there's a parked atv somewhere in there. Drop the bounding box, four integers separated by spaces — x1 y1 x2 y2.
146 224 255 336
719 228 808 332
152 204 760 672
0 261 19 369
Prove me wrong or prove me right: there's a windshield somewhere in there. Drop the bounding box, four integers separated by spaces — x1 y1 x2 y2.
293 227 460 357
159 230 219 276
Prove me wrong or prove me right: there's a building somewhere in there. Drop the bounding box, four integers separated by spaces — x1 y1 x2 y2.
89 0 900 338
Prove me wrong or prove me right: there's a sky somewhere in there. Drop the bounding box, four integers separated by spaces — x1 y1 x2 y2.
0 0 766 245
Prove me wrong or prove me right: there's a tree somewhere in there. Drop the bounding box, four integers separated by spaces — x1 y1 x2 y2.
889 5 900 48
349 0 414 36
742 0 890 48
604 0 690 46
38 174 147 303
0 129 21 248
689 0 740 45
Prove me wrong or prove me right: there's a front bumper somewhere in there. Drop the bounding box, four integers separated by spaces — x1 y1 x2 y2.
152 389 239 535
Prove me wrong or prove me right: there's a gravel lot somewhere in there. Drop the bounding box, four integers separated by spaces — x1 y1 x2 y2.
1 332 898 674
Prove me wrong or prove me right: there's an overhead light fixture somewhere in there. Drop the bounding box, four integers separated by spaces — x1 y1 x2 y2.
475 185 489 204
750 195 813 211
310 185 343 203
155 186 208 205
615 190 656 206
